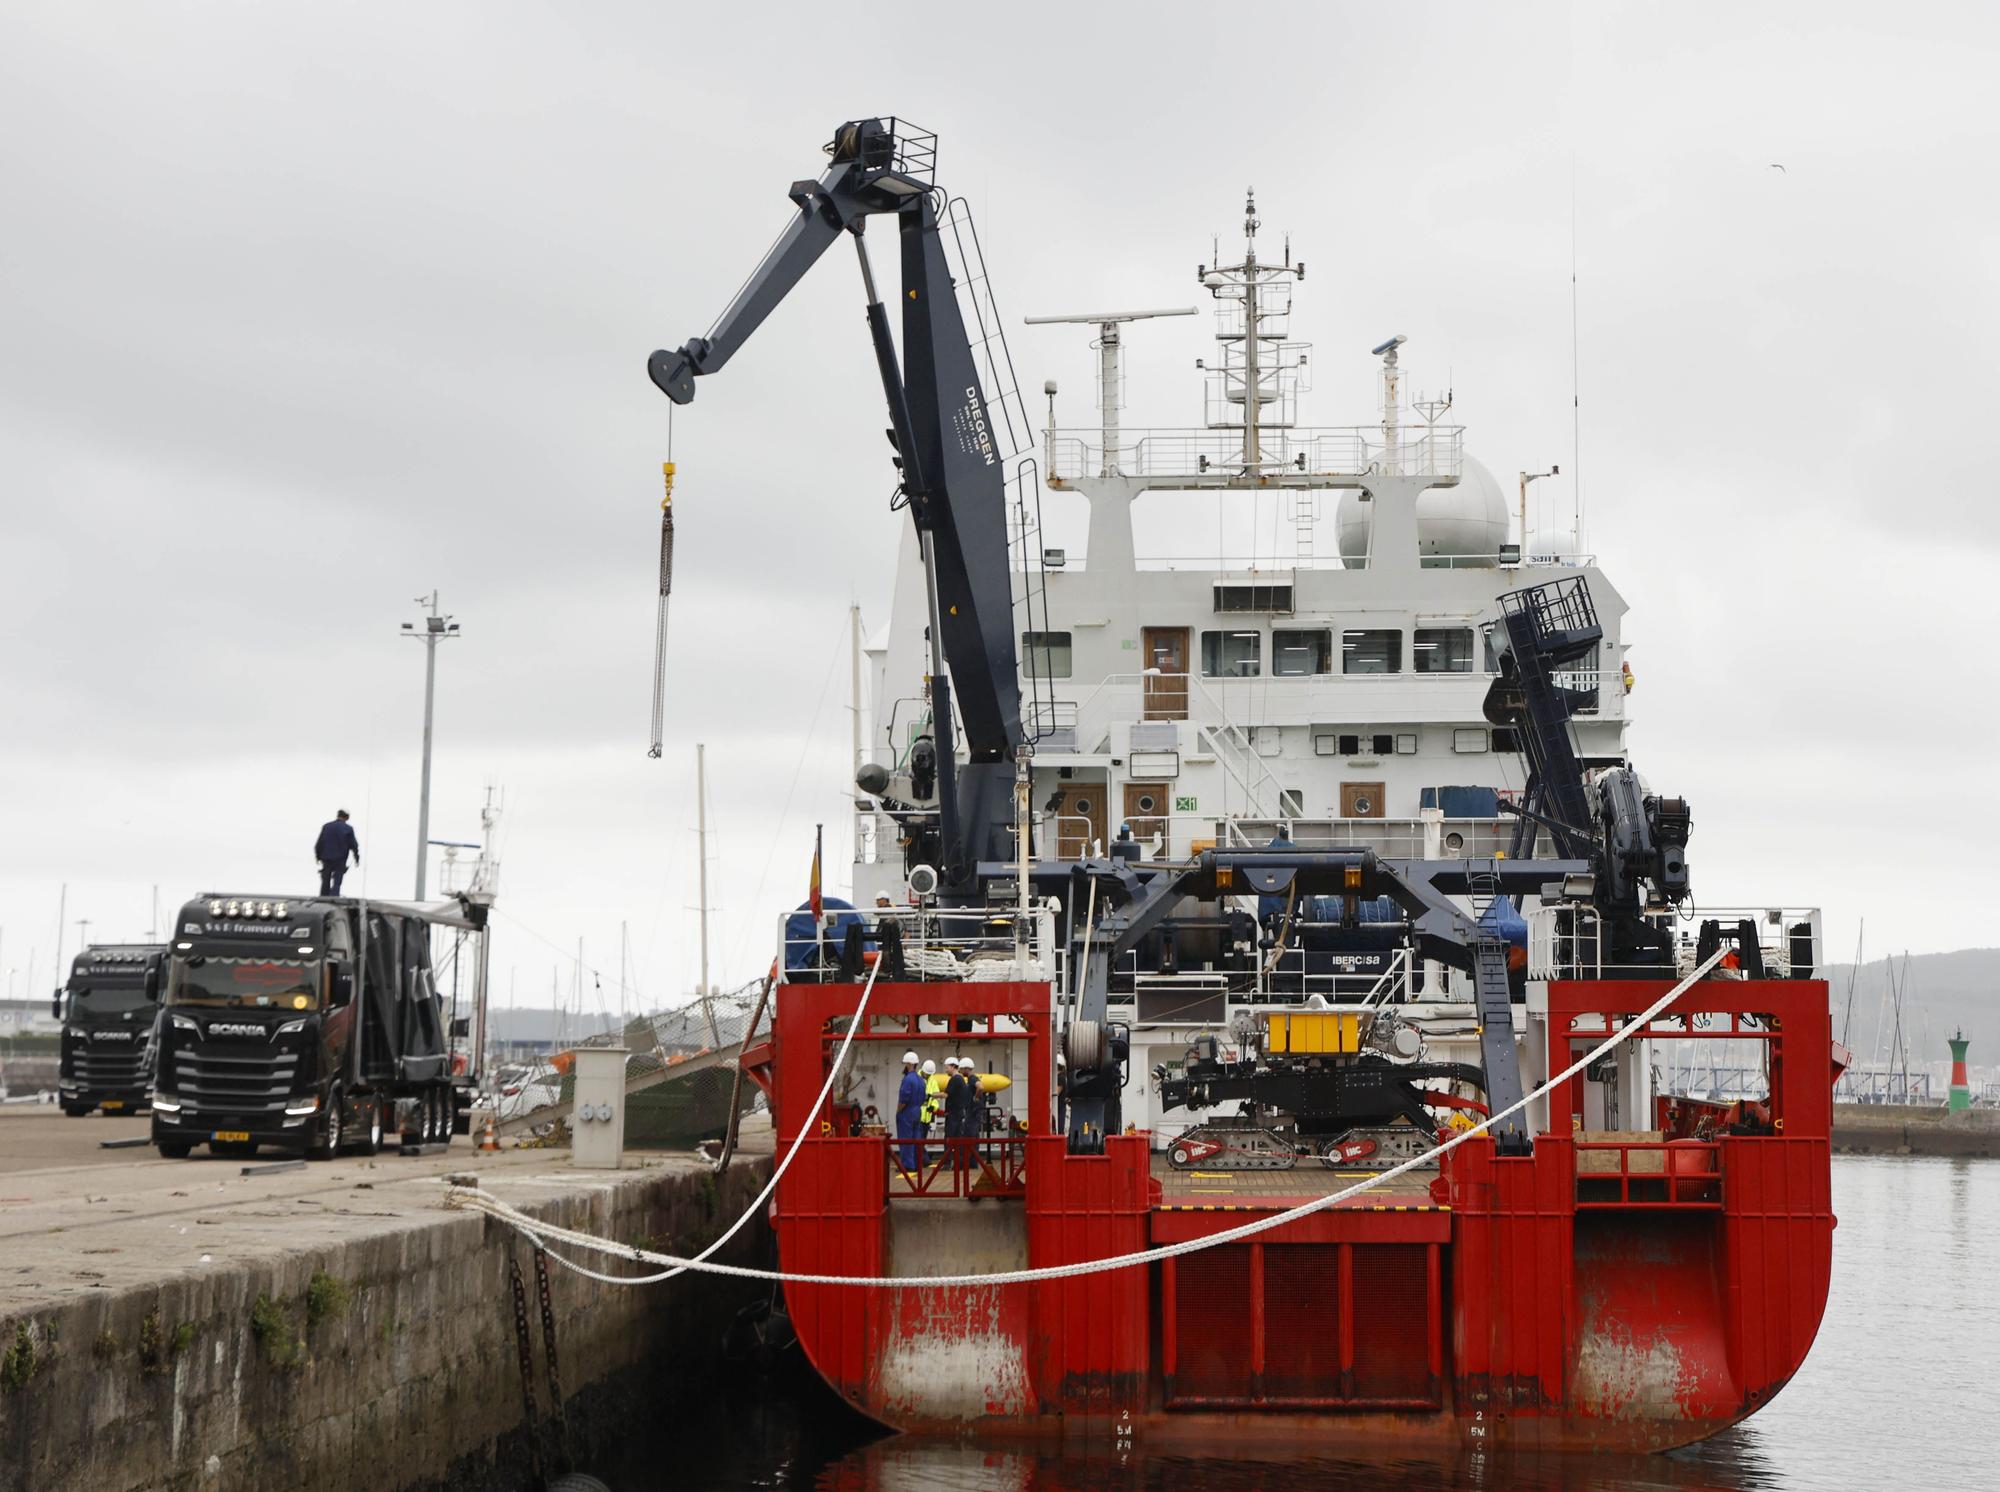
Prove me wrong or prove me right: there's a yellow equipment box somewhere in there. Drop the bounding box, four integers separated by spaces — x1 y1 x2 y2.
1265 1012 1364 1054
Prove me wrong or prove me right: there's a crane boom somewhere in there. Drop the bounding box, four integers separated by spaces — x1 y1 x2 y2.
646 119 1024 888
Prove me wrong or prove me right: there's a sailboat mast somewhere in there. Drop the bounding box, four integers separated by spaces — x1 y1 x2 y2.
696 742 711 1001
696 742 720 1047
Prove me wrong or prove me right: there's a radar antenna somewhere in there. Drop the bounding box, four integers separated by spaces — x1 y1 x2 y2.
1022 307 1197 476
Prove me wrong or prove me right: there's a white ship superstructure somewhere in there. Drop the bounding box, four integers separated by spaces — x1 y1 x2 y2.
852 196 1647 1141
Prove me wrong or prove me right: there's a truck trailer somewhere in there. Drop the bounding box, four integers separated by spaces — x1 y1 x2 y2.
55 944 167 1116
150 894 487 1159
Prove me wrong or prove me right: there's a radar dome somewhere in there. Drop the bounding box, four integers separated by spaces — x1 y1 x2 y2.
1334 454 1512 569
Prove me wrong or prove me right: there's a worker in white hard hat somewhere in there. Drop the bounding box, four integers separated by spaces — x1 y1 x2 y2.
895 1051 924 1171
921 1058 947 1136
943 1055 977 1184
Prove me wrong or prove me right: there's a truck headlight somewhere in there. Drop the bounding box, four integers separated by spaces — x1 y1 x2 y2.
171 1015 198 1032
284 1097 321 1118
275 1019 307 1037
153 1095 182 1115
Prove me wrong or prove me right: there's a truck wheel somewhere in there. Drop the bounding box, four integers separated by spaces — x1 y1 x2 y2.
438 1092 456 1148
307 1086 344 1161
425 1090 442 1145
156 1140 193 1159
352 1098 383 1157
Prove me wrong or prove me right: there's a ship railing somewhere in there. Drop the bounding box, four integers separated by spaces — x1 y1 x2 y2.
885 1132 1030 1199
1027 549 1600 574
1039 671 1616 768
778 905 1060 984
1573 1138 1723 1209
1233 817 1518 861
1044 424 1464 483
1528 906 1823 982
1038 811 1554 881
1098 947 1420 1014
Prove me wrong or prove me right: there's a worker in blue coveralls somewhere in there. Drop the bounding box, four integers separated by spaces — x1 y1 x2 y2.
894 1050 925 1171
314 810 360 896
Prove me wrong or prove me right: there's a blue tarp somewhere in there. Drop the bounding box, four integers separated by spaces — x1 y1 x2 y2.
784 897 865 970
1419 785 1503 817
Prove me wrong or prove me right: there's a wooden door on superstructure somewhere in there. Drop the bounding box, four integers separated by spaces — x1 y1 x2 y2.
1052 783 1107 859
1123 781 1171 852
1143 627 1189 720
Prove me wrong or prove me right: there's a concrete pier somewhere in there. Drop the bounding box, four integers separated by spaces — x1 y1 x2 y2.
0 1109 773 1491
1832 1102 2000 1158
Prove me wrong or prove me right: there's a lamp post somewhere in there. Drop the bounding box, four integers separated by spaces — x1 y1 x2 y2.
401 592 460 900
1517 467 1560 554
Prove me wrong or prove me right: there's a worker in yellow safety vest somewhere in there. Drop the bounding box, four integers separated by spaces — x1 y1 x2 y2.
921 1059 945 1132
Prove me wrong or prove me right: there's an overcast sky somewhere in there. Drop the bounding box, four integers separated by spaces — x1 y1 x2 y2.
2 2 1994 1017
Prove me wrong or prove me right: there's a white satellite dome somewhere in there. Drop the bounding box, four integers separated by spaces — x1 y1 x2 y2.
1334 454 1512 569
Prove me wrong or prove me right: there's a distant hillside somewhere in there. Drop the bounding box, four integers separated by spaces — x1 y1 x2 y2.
487 1005 626 1047
1822 947 1996 1060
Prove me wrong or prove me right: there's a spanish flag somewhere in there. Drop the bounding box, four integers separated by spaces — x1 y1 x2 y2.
809 822 824 922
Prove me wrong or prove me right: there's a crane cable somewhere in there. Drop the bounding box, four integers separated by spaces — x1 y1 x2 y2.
451 949 1730 1289
647 410 675 758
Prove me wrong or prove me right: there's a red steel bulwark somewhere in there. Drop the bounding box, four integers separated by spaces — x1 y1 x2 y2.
770 975 1835 1450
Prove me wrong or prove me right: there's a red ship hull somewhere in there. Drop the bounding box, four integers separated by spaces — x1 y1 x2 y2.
750 976 1835 1452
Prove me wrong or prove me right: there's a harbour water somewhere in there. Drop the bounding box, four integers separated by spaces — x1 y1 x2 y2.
624 1154 1996 1490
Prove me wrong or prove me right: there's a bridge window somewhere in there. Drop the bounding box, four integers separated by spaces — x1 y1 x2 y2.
1214 583 1294 613
1022 631 1072 679
1318 732 1398 758
1414 628 1473 673
1342 629 1401 674
1202 630 1262 678
1272 629 1333 676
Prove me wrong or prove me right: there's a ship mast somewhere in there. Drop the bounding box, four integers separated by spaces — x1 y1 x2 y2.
1200 189 1306 475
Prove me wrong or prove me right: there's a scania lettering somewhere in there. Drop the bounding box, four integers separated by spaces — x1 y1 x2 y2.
149 894 488 1160
54 944 167 1116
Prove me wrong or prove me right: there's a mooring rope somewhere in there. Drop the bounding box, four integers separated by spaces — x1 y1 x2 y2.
451 950 1727 1289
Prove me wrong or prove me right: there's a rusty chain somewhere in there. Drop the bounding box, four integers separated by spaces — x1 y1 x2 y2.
535 1245 570 1474
505 1252 546 1489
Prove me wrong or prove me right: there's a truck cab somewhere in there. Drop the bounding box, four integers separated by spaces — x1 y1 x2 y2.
55 944 166 1116
150 894 459 1160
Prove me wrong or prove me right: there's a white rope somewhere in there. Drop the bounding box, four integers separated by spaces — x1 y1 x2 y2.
453 951 1727 1288
512 955 886 1286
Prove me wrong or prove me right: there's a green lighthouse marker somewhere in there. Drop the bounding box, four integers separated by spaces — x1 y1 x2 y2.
1947 1030 1971 1112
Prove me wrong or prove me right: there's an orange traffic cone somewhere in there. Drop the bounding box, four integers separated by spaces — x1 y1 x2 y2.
479 1114 500 1152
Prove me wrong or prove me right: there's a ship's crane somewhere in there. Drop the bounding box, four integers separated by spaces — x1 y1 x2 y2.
647 118 1022 893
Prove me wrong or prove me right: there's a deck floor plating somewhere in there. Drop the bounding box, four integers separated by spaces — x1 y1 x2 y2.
1149 1152 1442 1209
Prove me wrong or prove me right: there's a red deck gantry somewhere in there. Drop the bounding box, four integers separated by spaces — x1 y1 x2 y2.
753 973 1835 1452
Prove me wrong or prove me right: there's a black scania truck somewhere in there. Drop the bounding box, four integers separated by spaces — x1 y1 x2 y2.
150 893 485 1159
55 944 168 1116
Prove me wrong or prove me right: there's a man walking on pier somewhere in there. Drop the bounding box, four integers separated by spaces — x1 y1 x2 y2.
314 810 360 896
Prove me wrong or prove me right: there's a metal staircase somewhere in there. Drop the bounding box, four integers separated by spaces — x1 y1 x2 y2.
1198 719 1289 828
1487 576 1603 860
1471 938 1530 1154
